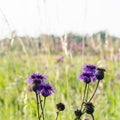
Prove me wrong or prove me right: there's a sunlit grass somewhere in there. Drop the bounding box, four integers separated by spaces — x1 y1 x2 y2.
0 51 120 120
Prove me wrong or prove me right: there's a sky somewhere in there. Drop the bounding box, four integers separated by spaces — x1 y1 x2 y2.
0 0 120 39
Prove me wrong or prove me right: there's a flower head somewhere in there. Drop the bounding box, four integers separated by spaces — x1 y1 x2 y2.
28 73 47 86
41 83 54 97
56 102 65 111
83 65 96 73
85 102 94 114
83 65 97 80
96 68 105 80
79 64 97 83
74 109 83 118
79 73 91 83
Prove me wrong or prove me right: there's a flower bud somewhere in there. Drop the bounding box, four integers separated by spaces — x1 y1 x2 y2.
74 109 83 118
56 102 65 111
85 102 94 114
96 68 105 80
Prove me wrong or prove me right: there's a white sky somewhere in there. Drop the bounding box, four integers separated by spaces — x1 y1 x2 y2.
0 0 120 39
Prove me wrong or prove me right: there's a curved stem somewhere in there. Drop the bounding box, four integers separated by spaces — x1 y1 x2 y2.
55 111 59 120
39 95 45 120
91 114 95 120
89 80 100 102
36 93 40 120
80 83 87 110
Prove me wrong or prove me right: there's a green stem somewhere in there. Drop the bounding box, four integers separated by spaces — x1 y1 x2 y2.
39 95 45 120
43 97 46 110
55 111 59 120
85 84 89 102
89 80 100 102
36 93 40 120
80 83 87 110
91 114 95 120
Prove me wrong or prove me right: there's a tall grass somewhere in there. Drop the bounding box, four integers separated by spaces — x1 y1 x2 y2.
0 34 120 120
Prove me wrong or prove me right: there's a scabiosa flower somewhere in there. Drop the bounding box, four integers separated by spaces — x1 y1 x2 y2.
79 64 97 83
96 68 105 80
41 83 54 97
83 65 96 73
28 73 47 86
56 102 65 111
79 72 91 83
27 73 47 94
83 65 97 81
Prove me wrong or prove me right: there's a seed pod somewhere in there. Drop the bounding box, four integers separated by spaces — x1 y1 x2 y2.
85 102 94 114
56 102 65 111
96 68 105 80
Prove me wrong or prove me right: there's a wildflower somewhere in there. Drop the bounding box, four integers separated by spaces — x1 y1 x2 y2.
74 109 83 118
27 74 47 94
28 73 47 86
96 68 105 80
83 65 96 74
41 83 54 97
83 65 97 81
79 65 97 83
57 56 64 63
56 102 65 111
84 102 94 114
79 72 91 83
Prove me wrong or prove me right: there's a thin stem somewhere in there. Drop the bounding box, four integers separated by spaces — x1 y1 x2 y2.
42 97 46 120
43 97 46 110
85 84 89 102
39 95 43 113
89 80 100 102
91 114 95 120
36 93 40 120
55 111 59 120
80 83 87 110
39 95 45 120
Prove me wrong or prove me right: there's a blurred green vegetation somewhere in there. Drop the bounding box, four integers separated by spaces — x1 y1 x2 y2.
0 32 120 120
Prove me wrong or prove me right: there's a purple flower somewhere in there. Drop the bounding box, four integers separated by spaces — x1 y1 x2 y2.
70 42 75 52
83 65 96 74
57 56 64 63
41 83 54 97
83 65 97 82
33 84 44 94
28 73 47 86
79 64 97 83
79 42 83 51
79 72 91 83
84 118 90 120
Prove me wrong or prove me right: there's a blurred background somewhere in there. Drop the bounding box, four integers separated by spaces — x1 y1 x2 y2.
0 0 120 120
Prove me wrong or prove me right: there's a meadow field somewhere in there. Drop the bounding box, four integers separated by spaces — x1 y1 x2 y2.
0 33 120 120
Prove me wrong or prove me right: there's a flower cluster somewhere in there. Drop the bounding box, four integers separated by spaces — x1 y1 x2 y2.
28 73 54 97
27 64 105 120
27 73 65 120
74 64 105 120
78 65 105 83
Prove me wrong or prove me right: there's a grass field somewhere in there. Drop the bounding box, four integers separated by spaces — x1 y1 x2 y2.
0 37 120 120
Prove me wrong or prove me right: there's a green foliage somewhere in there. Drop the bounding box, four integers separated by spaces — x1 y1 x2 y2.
0 51 120 120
